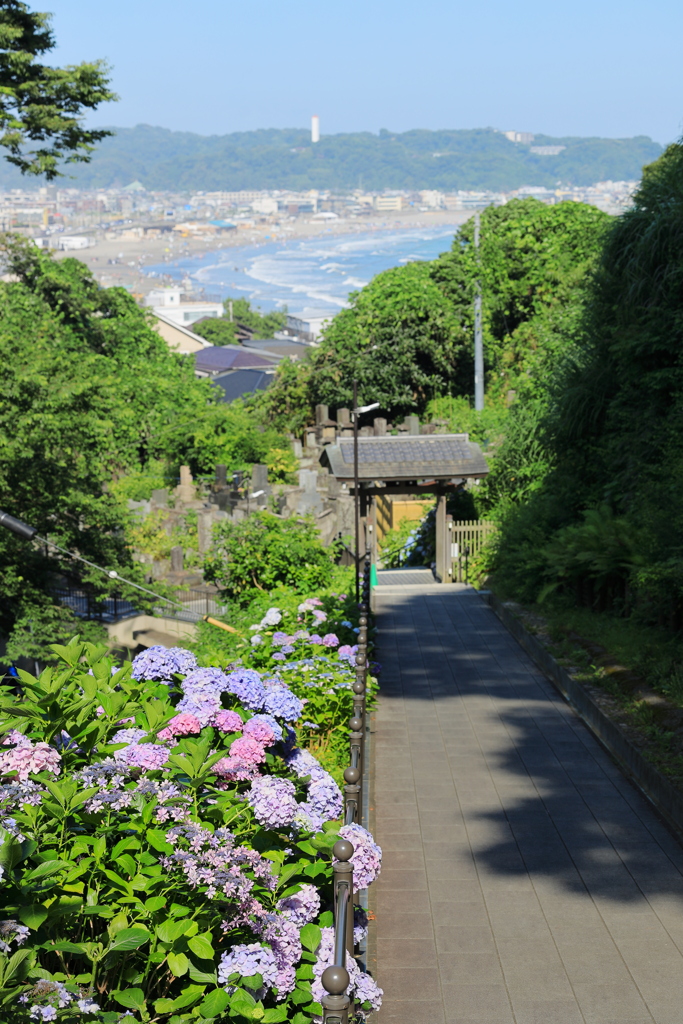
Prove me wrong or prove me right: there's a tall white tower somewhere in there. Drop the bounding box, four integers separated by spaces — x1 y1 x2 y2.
311 114 320 144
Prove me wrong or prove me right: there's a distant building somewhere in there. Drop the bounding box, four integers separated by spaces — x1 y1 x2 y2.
312 115 320 144
375 195 403 211
419 190 444 208
193 345 278 378
152 312 212 355
503 131 535 144
59 235 89 250
251 197 278 215
285 308 338 342
144 287 224 326
530 145 566 156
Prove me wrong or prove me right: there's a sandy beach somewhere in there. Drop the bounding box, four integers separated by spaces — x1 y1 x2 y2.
55 209 471 296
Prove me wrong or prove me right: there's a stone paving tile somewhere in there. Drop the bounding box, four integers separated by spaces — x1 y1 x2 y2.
371 585 683 1024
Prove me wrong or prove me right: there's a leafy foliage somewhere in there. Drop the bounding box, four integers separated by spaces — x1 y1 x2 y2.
203 514 337 605
0 1 115 178
192 298 286 346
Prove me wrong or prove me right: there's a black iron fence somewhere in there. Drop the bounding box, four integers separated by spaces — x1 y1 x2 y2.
321 553 372 1023
54 582 227 625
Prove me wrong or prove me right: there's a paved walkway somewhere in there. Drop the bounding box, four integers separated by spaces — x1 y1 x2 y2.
368 584 683 1024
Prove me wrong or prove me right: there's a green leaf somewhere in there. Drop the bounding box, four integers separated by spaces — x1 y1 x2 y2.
154 998 175 1014
291 987 312 1006
242 972 263 990
112 987 145 1010
168 950 190 976
18 905 48 930
108 927 150 952
188 961 217 985
291 1013 310 1024
52 941 88 955
300 923 322 952
230 987 257 1019
157 919 191 943
22 859 71 882
318 911 333 927
199 989 230 1017
188 933 214 960
171 983 205 1009
145 895 166 912
262 1009 288 1023
146 828 174 854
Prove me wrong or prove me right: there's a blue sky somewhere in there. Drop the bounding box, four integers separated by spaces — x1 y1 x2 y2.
47 0 682 144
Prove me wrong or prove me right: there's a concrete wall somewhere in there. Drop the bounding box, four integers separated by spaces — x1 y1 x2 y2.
107 614 197 650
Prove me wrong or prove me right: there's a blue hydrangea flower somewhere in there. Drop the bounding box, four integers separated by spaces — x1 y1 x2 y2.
225 669 266 710
263 687 304 722
131 646 197 682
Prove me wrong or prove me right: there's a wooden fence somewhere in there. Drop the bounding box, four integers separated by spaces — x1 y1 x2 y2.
450 519 496 583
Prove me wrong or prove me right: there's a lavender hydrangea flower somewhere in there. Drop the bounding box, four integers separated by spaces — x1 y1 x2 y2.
0 919 30 953
76 999 100 1014
262 687 304 722
248 777 298 829
111 728 147 745
131 645 197 682
250 635 263 646
175 692 222 726
311 927 382 1013
307 772 343 823
322 633 339 647
257 915 301 998
309 634 324 645
225 669 266 710
113 743 169 770
280 644 295 655
272 652 286 661
337 824 382 890
277 884 320 926
217 943 279 989
271 632 289 647
182 667 229 697
354 970 383 1011
285 747 327 780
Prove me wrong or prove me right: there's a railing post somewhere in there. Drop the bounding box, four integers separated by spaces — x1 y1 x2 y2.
344 765 361 825
322 839 354 1023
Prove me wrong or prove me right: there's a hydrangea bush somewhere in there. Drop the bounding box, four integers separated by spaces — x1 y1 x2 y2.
0 636 382 1023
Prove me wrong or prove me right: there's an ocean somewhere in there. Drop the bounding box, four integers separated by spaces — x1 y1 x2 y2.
144 223 462 313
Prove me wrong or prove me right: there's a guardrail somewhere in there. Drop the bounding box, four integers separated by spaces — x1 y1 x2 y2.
321 551 372 1023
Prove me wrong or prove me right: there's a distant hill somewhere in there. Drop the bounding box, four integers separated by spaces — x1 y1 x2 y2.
0 126 663 192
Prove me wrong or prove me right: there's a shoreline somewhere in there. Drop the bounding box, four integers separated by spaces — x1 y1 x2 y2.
54 209 472 297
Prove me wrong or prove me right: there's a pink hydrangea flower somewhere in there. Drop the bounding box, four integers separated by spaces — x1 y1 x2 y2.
0 740 61 780
322 633 339 647
157 713 202 741
212 735 268 781
242 718 276 746
212 710 244 733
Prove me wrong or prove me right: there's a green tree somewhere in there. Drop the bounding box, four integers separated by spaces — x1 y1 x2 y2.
0 237 291 659
0 0 116 178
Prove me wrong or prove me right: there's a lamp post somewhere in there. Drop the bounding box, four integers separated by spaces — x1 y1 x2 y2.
351 382 380 603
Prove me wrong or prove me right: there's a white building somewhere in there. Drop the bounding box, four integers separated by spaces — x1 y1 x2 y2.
375 195 403 211
419 190 444 208
59 235 89 250
143 287 224 326
285 308 337 342
251 196 278 215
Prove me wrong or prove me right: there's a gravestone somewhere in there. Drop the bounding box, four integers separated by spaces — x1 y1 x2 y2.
198 511 214 554
315 404 329 426
170 545 184 573
297 469 323 515
292 439 303 458
177 465 196 503
405 414 420 436
251 464 270 506
373 417 387 436
150 488 168 509
215 464 227 487
337 408 351 426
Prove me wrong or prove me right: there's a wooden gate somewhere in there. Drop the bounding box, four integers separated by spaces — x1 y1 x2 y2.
450 520 496 583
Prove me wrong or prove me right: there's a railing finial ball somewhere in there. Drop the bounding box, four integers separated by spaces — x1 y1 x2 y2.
349 716 363 731
321 965 350 996
332 838 354 862
352 681 365 695
344 766 360 784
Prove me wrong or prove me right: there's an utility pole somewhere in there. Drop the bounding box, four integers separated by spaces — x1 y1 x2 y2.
474 211 484 412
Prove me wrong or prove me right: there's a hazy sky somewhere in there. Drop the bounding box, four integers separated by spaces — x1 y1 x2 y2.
47 0 682 144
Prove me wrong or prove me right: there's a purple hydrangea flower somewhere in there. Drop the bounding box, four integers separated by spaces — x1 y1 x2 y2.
131 645 197 682
182 667 228 697
354 969 383 1011
225 669 266 710
258 915 300 998
113 744 169 770
322 633 339 648
309 634 324 645
271 632 289 647
337 824 382 890
272 652 286 661
248 776 298 829
280 644 295 655
307 772 343 823
217 943 279 989
263 687 304 722
175 692 222 726
111 728 147 745
285 747 327 781
277 884 320 926
310 927 382 1012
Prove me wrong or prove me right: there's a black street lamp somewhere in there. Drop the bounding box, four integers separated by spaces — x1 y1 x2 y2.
352 382 380 603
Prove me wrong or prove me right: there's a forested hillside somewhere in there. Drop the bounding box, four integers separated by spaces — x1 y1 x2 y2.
0 124 661 191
